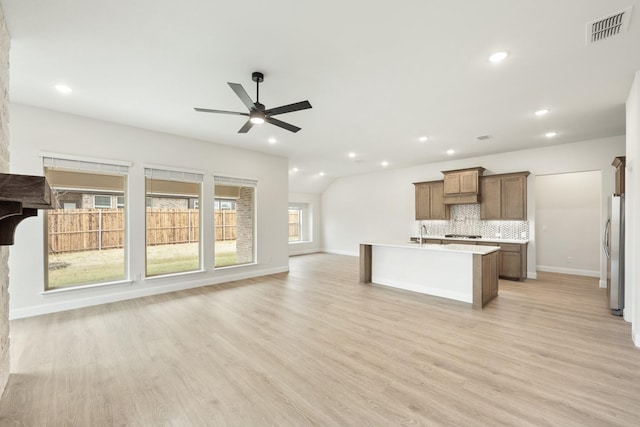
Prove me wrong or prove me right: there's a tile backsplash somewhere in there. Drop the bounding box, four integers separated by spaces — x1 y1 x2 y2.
419 204 529 240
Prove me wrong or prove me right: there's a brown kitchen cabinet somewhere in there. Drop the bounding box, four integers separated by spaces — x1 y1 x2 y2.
414 180 450 220
477 241 527 281
442 167 485 195
409 237 442 244
441 240 477 245
480 171 530 220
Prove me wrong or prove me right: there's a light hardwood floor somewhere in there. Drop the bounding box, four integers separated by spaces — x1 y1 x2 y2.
1 254 639 426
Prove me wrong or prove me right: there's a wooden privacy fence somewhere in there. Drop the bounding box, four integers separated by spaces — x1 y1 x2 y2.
48 208 238 253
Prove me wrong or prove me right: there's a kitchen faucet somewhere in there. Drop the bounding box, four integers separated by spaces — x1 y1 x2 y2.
419 222 427 246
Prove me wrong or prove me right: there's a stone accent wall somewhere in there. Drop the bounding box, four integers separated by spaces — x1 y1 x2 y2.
0 3 10 397
236 187 254 264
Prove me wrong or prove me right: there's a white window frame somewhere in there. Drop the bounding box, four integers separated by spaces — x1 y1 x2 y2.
288 202 311 243
41 152 132 292
213 175 258 269
144 166 205 278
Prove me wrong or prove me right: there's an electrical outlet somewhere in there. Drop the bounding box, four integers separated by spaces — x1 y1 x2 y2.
567 257 573 264
135 273 142 281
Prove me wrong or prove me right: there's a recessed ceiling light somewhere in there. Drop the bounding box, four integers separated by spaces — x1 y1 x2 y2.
381 161 389 167
419 136 428 142
348 152 356 158
292 167 299 172
55 84 72 94
446 149 455 155
268 137 277 144
545 131 557 138
535 109 549 117
489 51 508 63
319 172 325 176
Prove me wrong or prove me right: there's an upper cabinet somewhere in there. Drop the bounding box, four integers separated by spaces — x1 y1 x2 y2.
414 180 450 220
480 171 530 220
442 167 485 204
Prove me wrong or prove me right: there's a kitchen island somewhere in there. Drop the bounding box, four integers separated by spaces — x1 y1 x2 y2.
360 242 500 309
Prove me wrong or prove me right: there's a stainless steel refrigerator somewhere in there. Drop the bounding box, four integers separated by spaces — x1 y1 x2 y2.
603 194 624 316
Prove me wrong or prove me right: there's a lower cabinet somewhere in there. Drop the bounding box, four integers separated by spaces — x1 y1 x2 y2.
477 242 527 281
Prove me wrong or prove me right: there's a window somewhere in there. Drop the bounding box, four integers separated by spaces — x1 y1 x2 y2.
288 208 302 242
145 168 203 277
94 195 112 209
116 196 125 208
288 202 310 243
214 176 256 268
44 160 128 290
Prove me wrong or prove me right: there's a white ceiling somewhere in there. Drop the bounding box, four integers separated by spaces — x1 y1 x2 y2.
2 0 640 193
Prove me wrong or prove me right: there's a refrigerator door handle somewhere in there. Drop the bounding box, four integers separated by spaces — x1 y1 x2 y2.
603 218 611 259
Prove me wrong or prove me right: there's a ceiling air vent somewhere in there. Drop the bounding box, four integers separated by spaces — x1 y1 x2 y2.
586 6 633 44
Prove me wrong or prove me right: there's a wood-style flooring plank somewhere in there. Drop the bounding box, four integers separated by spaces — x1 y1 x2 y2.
1 254 639 426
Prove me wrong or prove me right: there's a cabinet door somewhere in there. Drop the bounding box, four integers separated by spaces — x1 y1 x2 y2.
429 181 449 220
480 177 501 219
501 175 526 219
500 251 522 278
443 173 460 195
415 183 431 220
460 170 479 194
482 252 499 304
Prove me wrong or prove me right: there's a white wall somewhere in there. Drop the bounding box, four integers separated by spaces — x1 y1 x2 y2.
627 71 639 341
8 104 290 319
288 192 322 255
535 171 602 277
322 136 624 282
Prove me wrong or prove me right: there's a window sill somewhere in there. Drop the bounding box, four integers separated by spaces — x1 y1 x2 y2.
145 269 205 281
41 279 133 296
214 262 257 271
289 240 312 245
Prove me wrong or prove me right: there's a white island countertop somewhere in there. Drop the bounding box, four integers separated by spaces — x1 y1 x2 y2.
412 235 529 244
360 241 500 308
363 241 500 255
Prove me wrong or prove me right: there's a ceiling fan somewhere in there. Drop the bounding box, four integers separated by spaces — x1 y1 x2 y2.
194 71 312 133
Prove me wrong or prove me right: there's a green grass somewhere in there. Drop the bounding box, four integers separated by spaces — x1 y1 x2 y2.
47 243 242 289
146 255 201 277
48 264 125 288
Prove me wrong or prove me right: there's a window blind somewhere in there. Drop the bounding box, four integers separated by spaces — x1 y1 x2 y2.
214 175 257 187
145 168 204 183
43 155 130 174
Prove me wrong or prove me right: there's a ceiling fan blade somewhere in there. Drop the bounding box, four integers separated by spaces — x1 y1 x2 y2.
266 116 301 133
238 119 254 133
194 107 249 116
228 82 256 111
264 100 312 116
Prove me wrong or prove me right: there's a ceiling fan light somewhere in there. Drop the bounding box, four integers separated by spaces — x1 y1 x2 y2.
250 116 265 124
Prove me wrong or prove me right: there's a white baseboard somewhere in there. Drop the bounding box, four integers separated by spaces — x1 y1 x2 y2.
10 265 289 320
288 248 322 256
599 280 607 288
323 249 358 257
536 265 600 278
527 271 537 280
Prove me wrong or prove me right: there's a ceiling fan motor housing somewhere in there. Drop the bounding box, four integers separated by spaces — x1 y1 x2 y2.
252 72 264 83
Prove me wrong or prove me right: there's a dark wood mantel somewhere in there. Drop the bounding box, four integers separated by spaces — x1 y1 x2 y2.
0 173 53 245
